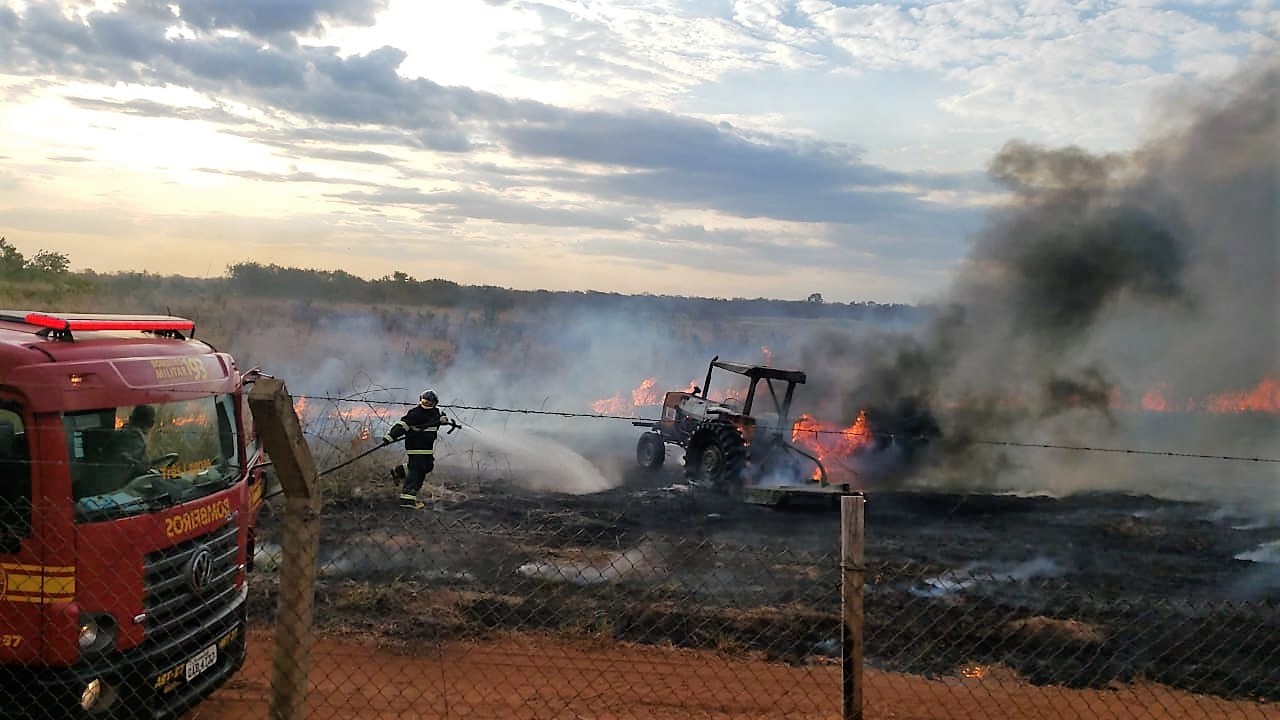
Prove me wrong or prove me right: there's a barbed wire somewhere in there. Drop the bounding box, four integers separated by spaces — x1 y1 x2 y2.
968 438 1280 463
291 394 1280 465
4 381 1278 464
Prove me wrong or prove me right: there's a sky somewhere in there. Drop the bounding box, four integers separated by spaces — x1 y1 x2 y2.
0 1 1274 304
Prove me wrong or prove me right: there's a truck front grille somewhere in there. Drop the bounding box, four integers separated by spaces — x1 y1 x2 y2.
143 514 240 642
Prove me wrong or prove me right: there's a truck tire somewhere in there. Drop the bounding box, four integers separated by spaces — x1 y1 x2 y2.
636 432 666 470
687 422 746 496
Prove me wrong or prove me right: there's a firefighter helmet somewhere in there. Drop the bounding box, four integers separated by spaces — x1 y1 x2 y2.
419 389 438 407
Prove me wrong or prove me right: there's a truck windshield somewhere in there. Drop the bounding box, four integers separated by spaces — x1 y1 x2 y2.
65 394 241 523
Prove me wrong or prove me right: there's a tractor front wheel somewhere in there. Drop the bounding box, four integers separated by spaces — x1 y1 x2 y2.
636 433 666 470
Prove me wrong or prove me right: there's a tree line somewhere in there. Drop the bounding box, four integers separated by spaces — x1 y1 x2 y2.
0 238 924 323
222 262 924 322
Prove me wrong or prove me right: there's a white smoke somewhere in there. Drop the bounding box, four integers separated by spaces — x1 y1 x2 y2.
517 542 667 585
441 425 616 495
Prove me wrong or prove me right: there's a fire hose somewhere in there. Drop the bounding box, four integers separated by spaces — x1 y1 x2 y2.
317 420 461 478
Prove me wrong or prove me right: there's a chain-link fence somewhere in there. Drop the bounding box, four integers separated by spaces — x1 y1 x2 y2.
235 391 1280 720
2 386 1278 720
241 511 1280 719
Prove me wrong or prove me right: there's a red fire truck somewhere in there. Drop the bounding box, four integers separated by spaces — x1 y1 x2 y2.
0 311 265 718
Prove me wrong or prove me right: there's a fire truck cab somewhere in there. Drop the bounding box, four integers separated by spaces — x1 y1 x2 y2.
0 311 263 718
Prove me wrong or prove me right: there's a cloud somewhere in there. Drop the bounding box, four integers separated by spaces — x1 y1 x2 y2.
195 167 386 187
65 96 245 124
127 0 389 42
466 1 1272 155
496 108 988 231
278 146 399 166
489 0 826 106
0 0 1006 301
0 2 981 230
332 187 637 231
795 0 1273 143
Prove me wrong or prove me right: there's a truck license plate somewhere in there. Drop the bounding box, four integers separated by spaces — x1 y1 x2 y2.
184 643 218 682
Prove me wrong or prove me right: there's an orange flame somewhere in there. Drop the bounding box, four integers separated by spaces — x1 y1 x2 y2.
593 377 662 416
632 377 662 406
1130 375 1279 414
791 410 873 480
1205 375 1280 414
1141 387 1170 413
592 393 630 415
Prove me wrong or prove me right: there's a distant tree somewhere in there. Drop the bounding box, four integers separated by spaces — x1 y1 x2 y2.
807 292 824 304
0 237 25 277
29 249 70 274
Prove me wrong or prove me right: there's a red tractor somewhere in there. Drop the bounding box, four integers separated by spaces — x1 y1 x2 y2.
632 356 828 496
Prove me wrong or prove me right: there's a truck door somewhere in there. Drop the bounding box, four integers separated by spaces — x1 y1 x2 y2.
0 396 40 661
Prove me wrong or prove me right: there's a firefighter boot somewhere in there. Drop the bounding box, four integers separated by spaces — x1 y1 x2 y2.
398 493 426 510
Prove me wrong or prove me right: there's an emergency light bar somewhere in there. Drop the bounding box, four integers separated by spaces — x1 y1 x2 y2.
0 310 195 338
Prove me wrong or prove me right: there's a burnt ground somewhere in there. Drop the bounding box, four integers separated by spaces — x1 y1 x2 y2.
247 457 1280 705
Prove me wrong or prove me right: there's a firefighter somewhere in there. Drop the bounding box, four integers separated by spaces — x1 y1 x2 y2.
109 405 157 480
383 389 451 510
85 405 157 496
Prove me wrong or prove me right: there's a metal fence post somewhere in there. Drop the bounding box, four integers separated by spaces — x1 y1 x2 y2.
248 377 321 720
841 493 865 720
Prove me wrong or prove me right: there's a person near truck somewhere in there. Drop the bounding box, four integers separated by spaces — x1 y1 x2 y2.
383 389 451 510
75 404 157 498
105 405 158 485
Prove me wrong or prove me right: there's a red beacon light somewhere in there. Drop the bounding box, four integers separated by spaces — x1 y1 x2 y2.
0 310 195 340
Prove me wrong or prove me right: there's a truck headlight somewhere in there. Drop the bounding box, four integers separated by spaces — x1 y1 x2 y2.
80 678 119 713
78 613 117 654
78 619 99 649
80 679 101 710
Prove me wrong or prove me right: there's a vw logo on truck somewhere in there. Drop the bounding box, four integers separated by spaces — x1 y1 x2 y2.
187 546 215 595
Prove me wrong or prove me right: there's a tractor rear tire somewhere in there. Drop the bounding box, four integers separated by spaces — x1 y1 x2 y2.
636 433 666 470
687 422 746 496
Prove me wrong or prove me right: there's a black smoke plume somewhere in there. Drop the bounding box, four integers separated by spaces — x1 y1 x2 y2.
805 58 1279 503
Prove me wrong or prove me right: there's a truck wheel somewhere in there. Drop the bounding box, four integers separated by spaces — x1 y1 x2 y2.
688 422 746 496
636 433 666 470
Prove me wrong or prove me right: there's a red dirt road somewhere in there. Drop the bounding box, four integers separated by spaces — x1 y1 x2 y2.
190 629 1280 719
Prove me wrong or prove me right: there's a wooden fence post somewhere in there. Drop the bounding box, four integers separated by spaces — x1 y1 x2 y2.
841 493 866 720
248 376 321 720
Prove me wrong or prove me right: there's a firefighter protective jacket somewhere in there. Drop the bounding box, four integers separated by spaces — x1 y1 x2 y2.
385 405 446 455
